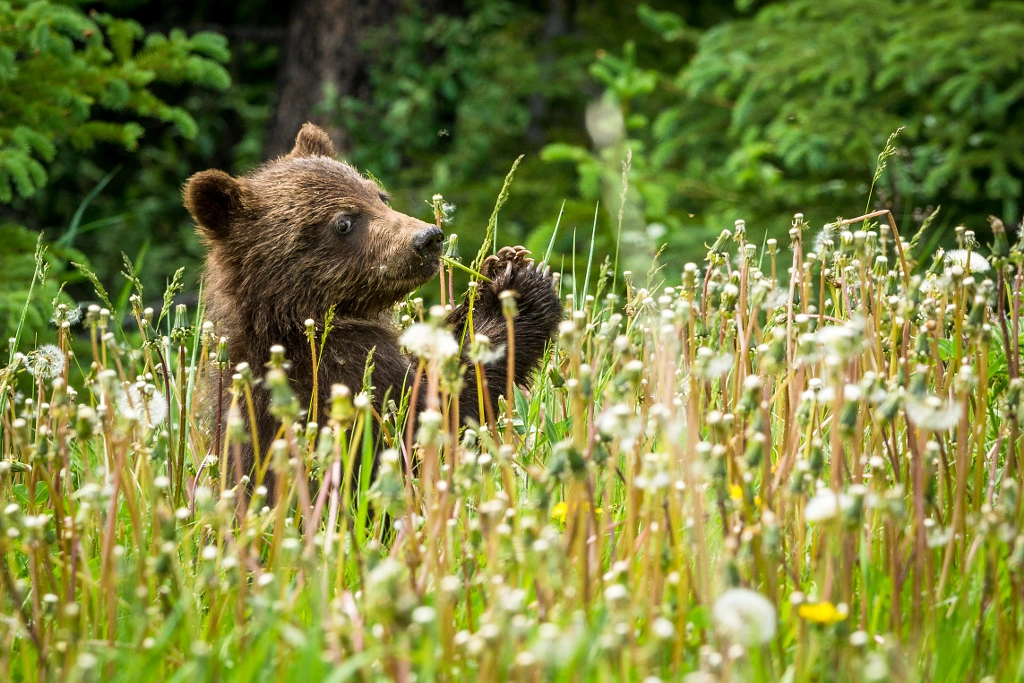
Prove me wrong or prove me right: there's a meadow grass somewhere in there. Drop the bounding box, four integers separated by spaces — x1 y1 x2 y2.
1 208 1023 683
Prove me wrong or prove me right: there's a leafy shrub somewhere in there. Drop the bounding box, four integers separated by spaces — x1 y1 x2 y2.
0 1 230 202
0 0 232 342
547 0 1024 263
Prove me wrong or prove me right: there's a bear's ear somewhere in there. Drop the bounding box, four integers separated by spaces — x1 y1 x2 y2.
289 123 337 159
184 170 246 240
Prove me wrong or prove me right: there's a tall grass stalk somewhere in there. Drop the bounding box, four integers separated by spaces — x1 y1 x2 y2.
1 202 1023 682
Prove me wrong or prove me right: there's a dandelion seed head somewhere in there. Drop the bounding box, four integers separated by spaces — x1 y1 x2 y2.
904 396 962 431
117 383 167 427
804 489 853 523
850 630 869 647
76 653 98 670
478 622 501 641
28 345 65 379
652 617 675 639
945 249 990 274
469 334 505 365
815 322 862 358
763 289 789 310
712 588 776 645
695 350 733 379
412 605 436 624
812 223 838 255
400 323 459 360
515 651 537 667
604 583 629 604
684 674 716 683
52 306 82 326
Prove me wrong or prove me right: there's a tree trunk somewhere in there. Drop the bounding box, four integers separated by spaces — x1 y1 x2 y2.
264 0 398 158
525 0 575 146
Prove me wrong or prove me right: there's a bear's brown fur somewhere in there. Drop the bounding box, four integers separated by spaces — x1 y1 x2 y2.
185 124 562 491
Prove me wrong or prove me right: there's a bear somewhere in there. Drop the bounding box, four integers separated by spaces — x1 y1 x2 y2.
184 123 562 496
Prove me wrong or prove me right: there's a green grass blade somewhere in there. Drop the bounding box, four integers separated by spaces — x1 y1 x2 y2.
58 164 121 248
582 202 599 306
9 234 46 363
472 155 523 274
542 199 566 268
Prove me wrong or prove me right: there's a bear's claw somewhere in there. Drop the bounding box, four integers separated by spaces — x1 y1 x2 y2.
480 245 555 300
483 245 534 280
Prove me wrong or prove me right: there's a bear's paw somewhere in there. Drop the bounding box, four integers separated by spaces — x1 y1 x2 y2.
481 246 554 297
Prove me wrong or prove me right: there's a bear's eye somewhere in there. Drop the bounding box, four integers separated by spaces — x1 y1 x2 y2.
331 214 355 235
379 192 390 206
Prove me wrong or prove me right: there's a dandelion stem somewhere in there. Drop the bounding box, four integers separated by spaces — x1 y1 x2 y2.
440 255 490 282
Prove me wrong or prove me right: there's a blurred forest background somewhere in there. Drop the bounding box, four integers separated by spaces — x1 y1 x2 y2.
3 0 1024 344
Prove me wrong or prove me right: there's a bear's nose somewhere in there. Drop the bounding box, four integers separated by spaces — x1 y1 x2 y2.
412 226 444 257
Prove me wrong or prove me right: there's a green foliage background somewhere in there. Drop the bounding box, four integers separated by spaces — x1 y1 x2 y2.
3 0 1024 344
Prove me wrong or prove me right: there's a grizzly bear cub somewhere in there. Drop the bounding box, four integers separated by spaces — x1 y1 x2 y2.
185 123 562 490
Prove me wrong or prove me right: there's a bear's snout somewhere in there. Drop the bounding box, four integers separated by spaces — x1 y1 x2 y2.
412 226 444 258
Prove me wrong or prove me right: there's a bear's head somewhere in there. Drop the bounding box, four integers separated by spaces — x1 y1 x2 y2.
185 124 443 326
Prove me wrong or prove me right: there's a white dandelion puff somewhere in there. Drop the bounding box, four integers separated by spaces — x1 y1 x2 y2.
400 323 459 361
27 345 66 379
430 195 457 223
651 617 675 640
815 323 861 357
762 288 790 310
598 404 634 438
944 249 990 274
604 583 629 604
412 605 437 624
694 347 733 380
440 203 456 223
812 222 839 255
804 489 853 523
904 395 962 432
51 305 83 326
712 588 777 646
118 383 168 427
468 334 505 365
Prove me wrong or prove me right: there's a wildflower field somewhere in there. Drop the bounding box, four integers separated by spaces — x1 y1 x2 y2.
2 202 1024 683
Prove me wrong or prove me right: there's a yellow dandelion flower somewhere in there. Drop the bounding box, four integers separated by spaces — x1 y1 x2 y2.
798 601 847 625
730 484 743 502
551 502 568 524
